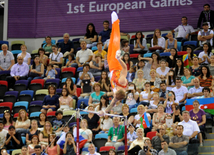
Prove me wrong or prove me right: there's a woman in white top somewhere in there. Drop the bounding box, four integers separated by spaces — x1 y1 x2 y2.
95 95 108 112
49 45 63 68
163 91 179 114
15 109 30 136
140 82 153 105
199 43 212 65
79 119 92 148
99 115 113 133
156 59 170 81
151 29 165 53
146 92 160 114
125 82 139 109
17 45 31 65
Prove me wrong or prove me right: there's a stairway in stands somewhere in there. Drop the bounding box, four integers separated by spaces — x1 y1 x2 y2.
198 127 214 155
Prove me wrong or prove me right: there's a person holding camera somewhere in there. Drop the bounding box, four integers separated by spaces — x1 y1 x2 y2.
125 83 139 109
63 132 76 155
138 139 158 155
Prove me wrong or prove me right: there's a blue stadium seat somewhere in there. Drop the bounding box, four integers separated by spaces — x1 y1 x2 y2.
77 99 89 108
177 42 182 51
20 90 34 99
30 112 41 117
130 108 137 113
183 41 198 47
143 53 152 58
14 101 29 110
160 52 171 57
22 137 26 145
11 50 22 54
77 67 83 72
95 133 108 139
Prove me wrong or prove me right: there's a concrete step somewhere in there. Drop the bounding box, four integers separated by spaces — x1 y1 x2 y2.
198 146 214 153
198 153 214 155
203 140 214 147
206 133 214 139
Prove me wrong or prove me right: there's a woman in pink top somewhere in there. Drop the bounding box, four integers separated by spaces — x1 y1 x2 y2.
47 134 60 155
58 88 73 111
3 110 15 131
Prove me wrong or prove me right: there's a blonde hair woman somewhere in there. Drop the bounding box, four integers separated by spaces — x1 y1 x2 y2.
133 70 146 92
18 45 31 65
39 121 54 146
164 32 177 52
26 120 40 144
15 109 30 136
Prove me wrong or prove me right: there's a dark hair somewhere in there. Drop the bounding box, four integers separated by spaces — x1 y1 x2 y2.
175 59 184 76
68 53 75 60
83 63 90 69
203 43 212 56
55 110 63 116
202 87 210 93
38 48 45 55
137 60 145 69
99 95 109 111
9 125 15 130
170 48 178 57
121 40 129 47
98 71 110 89
31 135 40 144
108 148 117 155
45 36 51 40
86 23 97 37
177 125 184 129
168 70 176 85
32 55 40 69
151 52 161 64
65 77 74 91
48 134 57 146
103 20 109 24
3 110 13 125
65 132 74 145
160 82 166 86
203 4 210 8
51 45 57 48
168 91 176 101
200 65 211 78
61 88 69 97
186 45 194 59
135 31 143 44
39 113 47 122
34 145 41 149
182 16 187 20
122 53 131 68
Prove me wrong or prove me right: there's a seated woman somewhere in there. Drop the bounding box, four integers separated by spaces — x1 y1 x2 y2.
41 85 59 114
15 109 30 136
156 59 170 81
58 88 73 111
63 132 76 155
199 43 212 65
171 103 183 123
100 115 113 134
174 59 184 77
134 105 151 136
88 83 105 107
146 92 160 114
139 82 153 106
63 77 78 101
149 29 165 53
17 45 31 65
85 105 100 134
28 135 41 155
38 48 48 67
133 31 148 52
166 70 176 91
122 53 133 71
61 54 77 71
47 134 60 155
125 82 139 109
89 53 103 76
38 112 47 129
182 45 196 67
164 91 179 114
79 119 93 148
3 110 15 131
189 56 201 77
152 104 167 131
166 48 177 69
95 95 109 112
133 70 146 93
43 36 54 54
209 55 214 76
27 55 44 82
198 65 213 89
164 32 177 52
49 45 63 68
120 104 135 125
98 71 111 92
181 68 195 90
189 100 206 146
148 69 162 92
82 23 98 48
26 120 40 144
128 128 150 155
39 121 54 146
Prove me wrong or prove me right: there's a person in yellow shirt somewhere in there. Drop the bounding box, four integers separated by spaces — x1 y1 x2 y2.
93 42 107 60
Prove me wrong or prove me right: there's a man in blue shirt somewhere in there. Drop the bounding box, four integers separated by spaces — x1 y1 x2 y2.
32 145 48 155
58 33 74 56
99 20 111 43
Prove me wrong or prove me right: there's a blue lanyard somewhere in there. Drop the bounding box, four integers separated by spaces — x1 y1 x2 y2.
113 125 120 135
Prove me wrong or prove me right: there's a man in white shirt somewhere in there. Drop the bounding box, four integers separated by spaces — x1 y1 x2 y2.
196 22 214 51
86 143 101 155
187 78 203 99
76 41 93 67
178 111 200 140
172 16 195 45
0 121 8 148
0 44 15 71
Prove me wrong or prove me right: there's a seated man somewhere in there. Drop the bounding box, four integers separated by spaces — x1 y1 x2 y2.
105 117 125 150
5 126 23 150
159 82 169 103
169 125 189 155
77 64 94 86
138 139 158 155
58 33 74 57
187 78 203 99
158 141 176 155
196 22 213 51
151 125 169 152
76 41 93 67
6 56 29 89
0 44 14 71
0 120 8 148
99 20 111 43
32 145 48 155
172 16 195 45
86 143 101 155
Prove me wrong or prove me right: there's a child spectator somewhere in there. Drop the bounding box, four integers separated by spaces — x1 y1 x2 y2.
44 64 57 80
61 54 77 71
127 124 137 146
121 40 130 53
51 111 65 136
58 88 73 111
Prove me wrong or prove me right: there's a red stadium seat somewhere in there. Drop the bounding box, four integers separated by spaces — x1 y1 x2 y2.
31 79 45 88
62 67 76 76
177 51 187 56
100 146 115 152
146 131 157 140
14 112 29 118
46 111 56 116
76 88 81 97
130 54 139 58
0 80 8 87
0 102 13 111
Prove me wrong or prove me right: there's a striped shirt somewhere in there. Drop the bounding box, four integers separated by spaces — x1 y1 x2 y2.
199 75 212 88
